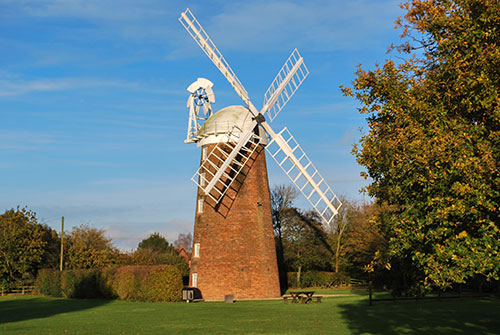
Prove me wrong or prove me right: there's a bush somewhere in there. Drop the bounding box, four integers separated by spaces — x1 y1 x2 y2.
35 269 62 297
61 269 101 299
35 265 183 302
144 265 183 302
98 267 118 299
113 265 182 302
130 249 190 277
287 271 351 288
113 266 143 300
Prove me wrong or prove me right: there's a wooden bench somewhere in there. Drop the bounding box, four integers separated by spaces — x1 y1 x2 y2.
301 296 323 304
283 295 298 304
283 294 322 304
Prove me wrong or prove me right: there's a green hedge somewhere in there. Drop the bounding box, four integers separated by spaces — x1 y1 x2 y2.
98 267 118 299
113 265 182 302
61 269 101 299
35 269 62 297
287 271 350 288
35 265 182 302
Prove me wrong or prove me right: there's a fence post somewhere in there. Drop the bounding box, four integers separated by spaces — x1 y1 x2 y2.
369 281 373 306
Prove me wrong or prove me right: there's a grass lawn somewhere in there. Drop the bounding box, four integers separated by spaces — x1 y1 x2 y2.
1 294 499 334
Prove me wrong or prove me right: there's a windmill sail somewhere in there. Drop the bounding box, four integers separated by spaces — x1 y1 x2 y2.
266 127 341 224
179 9 250 106
262 49 309 121
192 127 262 205
180 8 342 225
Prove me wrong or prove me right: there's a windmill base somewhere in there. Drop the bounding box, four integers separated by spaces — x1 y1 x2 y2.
189 144 280 301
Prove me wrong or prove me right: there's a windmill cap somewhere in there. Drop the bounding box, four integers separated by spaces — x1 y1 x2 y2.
196 105 268 147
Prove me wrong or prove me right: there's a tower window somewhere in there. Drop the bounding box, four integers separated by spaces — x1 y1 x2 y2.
202 146 208 160
200 172 206 187
192 273 198 288
198 199 204 213
194 243 200 258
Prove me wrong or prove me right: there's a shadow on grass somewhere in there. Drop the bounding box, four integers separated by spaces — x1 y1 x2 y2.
0 296 111 324
338 297 500 335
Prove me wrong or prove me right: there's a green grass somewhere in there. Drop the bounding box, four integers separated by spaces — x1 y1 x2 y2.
1 294 499 334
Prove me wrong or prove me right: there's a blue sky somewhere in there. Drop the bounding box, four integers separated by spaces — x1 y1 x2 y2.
1 0 403 249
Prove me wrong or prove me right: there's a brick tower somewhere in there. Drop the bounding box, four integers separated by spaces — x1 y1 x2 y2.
188 105 280 301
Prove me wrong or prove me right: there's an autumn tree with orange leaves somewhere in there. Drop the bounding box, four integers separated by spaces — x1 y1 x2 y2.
342 0 499 293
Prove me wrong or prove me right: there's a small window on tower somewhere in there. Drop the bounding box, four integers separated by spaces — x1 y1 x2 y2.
198 199 204 213
192 273 198 287
200 172 206 187
194 243 200 258
202 146 208 160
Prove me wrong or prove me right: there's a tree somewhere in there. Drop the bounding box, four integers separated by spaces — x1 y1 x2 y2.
282 209 331 287
130 249 190 277
342 201 388 281
270 184 298 291
342 0 500 292
136 233 189 277
138 232 173 253
271 184 298 242
38 223 61 270
0 207 46 285
327 196 356 274
173 232 193 252
65 224 115 269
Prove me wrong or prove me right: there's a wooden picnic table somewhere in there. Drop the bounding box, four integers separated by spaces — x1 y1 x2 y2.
289 291 315 304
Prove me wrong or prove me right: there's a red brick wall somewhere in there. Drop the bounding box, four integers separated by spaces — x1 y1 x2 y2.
189 143 280 300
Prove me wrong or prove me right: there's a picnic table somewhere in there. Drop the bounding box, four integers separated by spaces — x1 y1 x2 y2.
283 291 321 304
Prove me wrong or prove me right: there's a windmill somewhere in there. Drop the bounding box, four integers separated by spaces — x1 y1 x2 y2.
180 8 342 300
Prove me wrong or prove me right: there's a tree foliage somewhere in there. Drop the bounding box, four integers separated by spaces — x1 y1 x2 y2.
134 233 189 277
281 209 332 286
327 196 355 274
138 232 173 253
270 185 331 287
129 249 189 277
270 184 298 290
342 0 500 292
0 207 48 285
65 224 115 270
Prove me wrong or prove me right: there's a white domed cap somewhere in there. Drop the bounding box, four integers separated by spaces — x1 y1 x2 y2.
197 105 268 147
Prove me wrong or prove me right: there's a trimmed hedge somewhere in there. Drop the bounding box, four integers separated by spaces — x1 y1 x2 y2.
61 269 101 299
35 269 62 297
34 265 182 302
287 271 350 288
98 267 118 299
113 265 183 302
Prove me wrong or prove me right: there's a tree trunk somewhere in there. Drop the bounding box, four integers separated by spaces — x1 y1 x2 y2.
335 233 342 273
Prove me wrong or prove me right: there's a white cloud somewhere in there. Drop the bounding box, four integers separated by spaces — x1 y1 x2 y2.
104 219 192 250
5 0 172 21
204 0 402 52
2 0 183 42
0 78 138 96
4 177 198 250
0 130 57 150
